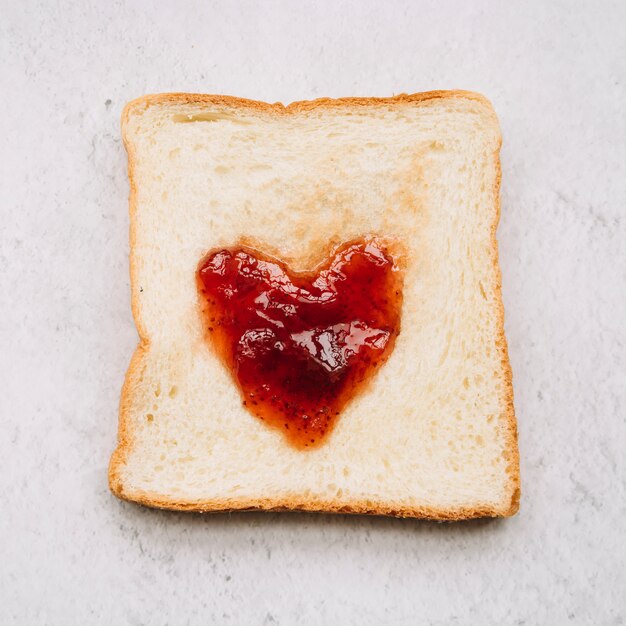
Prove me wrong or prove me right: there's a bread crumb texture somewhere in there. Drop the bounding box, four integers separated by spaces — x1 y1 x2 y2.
109 92 520 520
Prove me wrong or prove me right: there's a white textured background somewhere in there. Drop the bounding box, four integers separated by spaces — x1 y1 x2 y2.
1 1 625 624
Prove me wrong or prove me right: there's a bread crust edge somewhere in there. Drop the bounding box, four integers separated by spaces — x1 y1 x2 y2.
108 90 521 520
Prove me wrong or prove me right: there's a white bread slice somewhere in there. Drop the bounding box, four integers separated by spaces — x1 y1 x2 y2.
109 91 520 520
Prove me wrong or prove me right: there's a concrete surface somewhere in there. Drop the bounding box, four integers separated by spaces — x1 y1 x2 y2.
1 1 625 624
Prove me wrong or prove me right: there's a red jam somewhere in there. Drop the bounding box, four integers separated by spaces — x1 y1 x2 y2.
197 238 403 448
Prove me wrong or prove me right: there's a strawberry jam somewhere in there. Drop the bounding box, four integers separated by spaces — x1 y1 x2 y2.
197 238 402 448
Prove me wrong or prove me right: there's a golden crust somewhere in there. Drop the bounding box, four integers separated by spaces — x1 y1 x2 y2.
490 132 521 517
118 89 493 117
108 91 520 519
110 489 513 521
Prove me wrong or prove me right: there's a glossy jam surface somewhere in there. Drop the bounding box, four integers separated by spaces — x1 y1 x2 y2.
197 238 403 448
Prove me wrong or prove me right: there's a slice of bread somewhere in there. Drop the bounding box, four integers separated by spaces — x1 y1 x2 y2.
109 91 520 520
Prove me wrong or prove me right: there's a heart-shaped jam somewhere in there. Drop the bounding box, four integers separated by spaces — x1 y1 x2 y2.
197 238 403 448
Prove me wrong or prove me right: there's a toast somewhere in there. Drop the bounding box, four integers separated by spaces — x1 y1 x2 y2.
109 91 520 519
